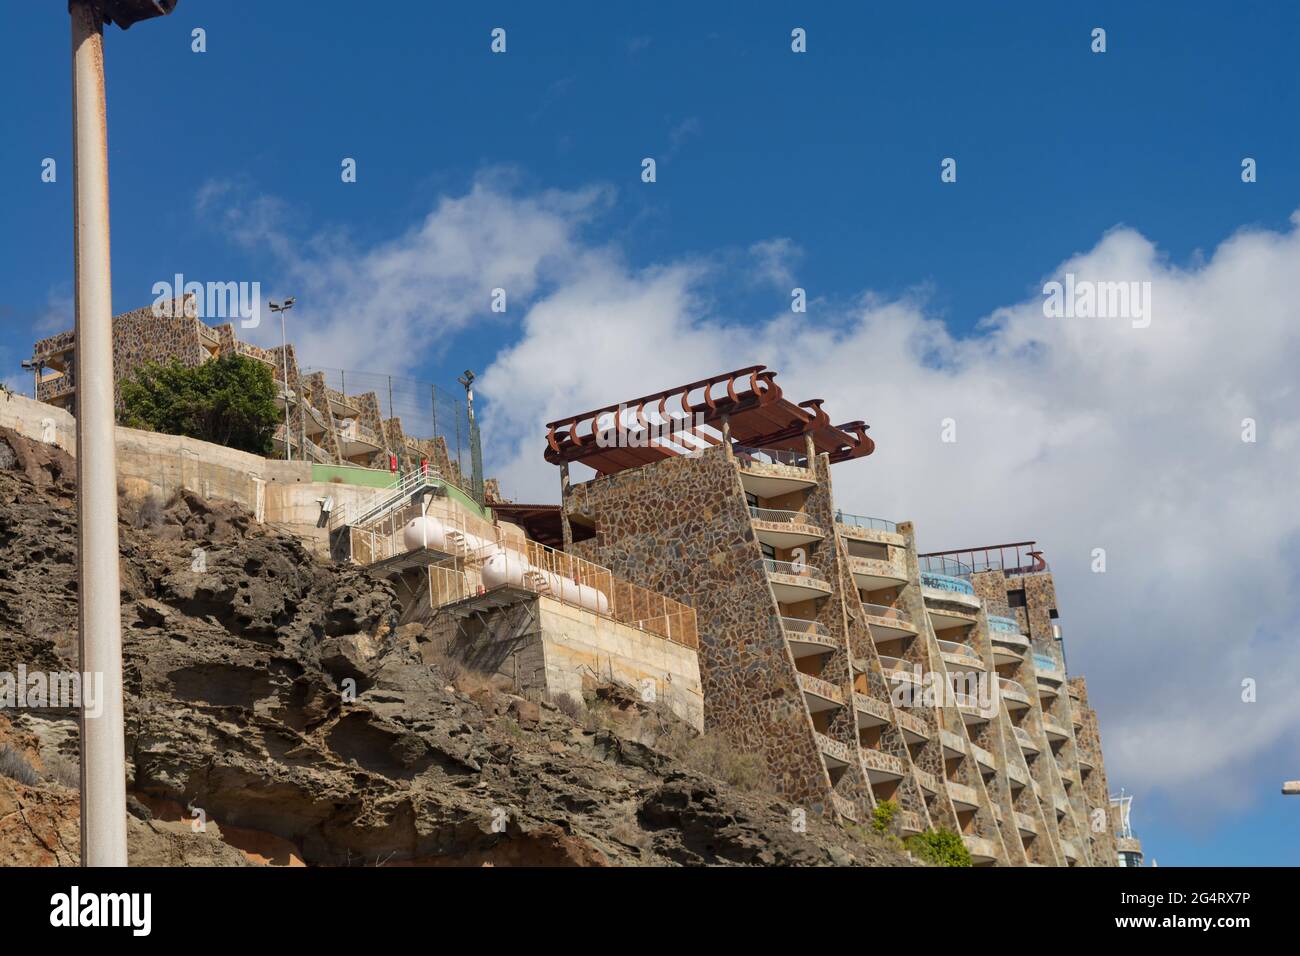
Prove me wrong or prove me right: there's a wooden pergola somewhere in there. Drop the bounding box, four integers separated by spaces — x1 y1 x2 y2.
543 365 874 476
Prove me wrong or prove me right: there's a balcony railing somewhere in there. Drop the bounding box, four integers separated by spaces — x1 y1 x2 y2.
921 571 976 596
987 615 1024 635
778 616 830 638
750 506 818 526
797 672 845 707
913 767 939 792
861 602 911 624
878 655 919 681
920 555 974 577
861 748 907 777
999 678 1029 701
1013 726 1037 751
938 640 983 666
734 445 809 469
834 511 898 534
762 558 829 585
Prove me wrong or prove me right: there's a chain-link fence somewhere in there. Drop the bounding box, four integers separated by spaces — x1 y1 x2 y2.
303 365 475 485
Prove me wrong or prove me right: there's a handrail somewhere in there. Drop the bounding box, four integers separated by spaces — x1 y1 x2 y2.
938 639 980 658
861 602 911 624
878 655 915 676
762 558 828 584
919 555 973 576
734 444 809 469
999 677 1027 698
749 506 817 525
834 511 898 533
778 615 830 638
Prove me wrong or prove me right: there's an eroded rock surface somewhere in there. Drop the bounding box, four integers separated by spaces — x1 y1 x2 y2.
0 427 912 867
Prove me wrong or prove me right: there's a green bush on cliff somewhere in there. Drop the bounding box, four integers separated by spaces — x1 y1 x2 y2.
871 798 899 833
905 828 972 867
119 355 279 456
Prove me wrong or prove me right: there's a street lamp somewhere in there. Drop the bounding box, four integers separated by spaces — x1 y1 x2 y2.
20 357 46 400
269 298 296 461
67 0 179 869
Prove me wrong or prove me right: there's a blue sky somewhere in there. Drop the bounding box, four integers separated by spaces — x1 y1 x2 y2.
3 2 1300 865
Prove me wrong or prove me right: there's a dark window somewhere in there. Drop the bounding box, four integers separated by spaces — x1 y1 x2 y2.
1007 589 1027 608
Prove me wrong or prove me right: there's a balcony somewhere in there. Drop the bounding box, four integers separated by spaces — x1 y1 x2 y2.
879 655 920 685
1077 751 1095 771
1034 652 1066 687
962 833 1000 864
835 511 903 542
969 742 996 773
1015 811 1038 838
814 731 854 772
797 672 845 714
735 446 815 496
946 780 979 811
989 615 1030 663
955 693 996 725
922 574 982 626
831 792 859 823
763 558 833 603
1060 840 1080 863
326 390 363 419
852 692 890 729
914 767 940 793
895 810 923 835
337 419 384 460
893 709 931 744
938 640 984 670
748 506 826 548
847 553 909 591
860 602 917 639
1042 715 1070 743
861 747 908 783
1005 762 1028 788
778 616 838 659
998 678 1030 711
1013 726 1039 755
940 728 966 760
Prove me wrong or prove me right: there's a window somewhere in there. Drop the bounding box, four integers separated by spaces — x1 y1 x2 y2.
1007 589 1027 608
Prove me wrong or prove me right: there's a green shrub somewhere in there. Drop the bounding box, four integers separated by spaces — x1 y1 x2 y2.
119 354 279 455
871 798 899 834
905 828 972 867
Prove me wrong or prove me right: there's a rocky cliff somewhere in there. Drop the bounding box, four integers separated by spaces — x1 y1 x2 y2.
0 425 912 867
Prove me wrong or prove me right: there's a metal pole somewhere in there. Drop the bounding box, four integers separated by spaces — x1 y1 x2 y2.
279 309 291 460
70 0 127 867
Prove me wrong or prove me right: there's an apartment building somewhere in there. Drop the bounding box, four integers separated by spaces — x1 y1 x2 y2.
27 297 473 491
538 364 1123 865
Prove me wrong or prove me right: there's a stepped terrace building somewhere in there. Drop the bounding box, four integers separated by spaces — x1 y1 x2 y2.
26 296 475 494
531 364 1126 865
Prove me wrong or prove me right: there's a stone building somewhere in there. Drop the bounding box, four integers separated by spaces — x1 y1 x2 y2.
27 296 473 491
534 364 1127 865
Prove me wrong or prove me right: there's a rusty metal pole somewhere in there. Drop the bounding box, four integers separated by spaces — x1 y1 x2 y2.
70 0 128 867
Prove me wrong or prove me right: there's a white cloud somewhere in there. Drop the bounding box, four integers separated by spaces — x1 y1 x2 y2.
196 173 611 373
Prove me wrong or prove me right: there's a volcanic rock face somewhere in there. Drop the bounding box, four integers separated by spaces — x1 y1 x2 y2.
0 427 912 866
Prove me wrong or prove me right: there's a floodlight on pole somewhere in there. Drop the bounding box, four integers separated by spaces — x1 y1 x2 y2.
269 299 296 461
21 358 46 400
68 0 179 869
